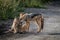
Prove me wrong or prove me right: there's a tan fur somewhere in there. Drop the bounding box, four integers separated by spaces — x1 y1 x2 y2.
7 17 21 33
5 13 25 33
20 21 30 32
6 12 44 33
20 13 44 33
19 12 26 20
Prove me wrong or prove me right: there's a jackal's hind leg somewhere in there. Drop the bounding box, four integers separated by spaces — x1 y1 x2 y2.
36 18 42 33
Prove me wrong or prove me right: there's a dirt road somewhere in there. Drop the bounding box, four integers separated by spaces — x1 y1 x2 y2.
0 1 60 40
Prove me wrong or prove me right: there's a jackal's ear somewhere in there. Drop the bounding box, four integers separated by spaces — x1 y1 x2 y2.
20 12 24 16
19 12 26 19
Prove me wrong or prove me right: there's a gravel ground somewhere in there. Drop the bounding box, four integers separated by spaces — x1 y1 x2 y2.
0 1 60 40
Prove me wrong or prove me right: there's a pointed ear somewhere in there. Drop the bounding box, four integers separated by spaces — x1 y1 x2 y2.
20 13 24 16
19 13 25 19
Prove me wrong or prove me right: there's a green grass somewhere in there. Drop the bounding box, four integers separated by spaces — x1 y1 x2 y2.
0 0 24 20
0 0 51 20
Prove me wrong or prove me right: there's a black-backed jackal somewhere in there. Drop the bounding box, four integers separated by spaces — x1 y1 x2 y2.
20 13 44 33
6 12 44 33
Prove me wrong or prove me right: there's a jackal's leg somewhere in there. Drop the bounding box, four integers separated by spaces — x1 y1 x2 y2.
5 18 18 33
26 20 30 32
36 18 42 33
10 18 19 33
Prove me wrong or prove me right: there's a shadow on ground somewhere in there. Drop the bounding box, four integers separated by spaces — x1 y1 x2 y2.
0 32 41 40
49 33 60 35
0 32 60 40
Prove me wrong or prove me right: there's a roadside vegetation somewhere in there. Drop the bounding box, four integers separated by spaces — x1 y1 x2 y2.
0 0 52 20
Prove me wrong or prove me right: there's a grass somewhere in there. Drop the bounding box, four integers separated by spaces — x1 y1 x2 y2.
0 0 51 20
